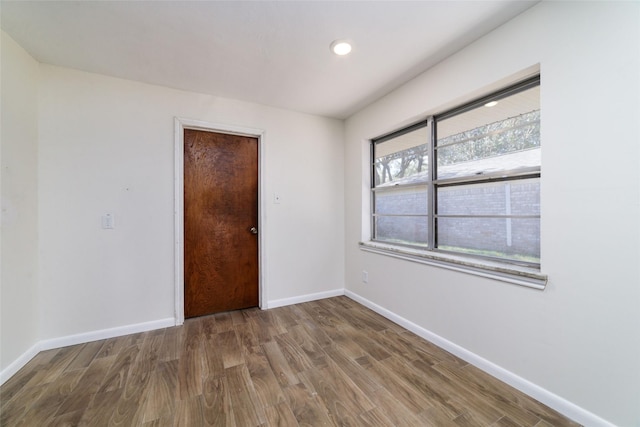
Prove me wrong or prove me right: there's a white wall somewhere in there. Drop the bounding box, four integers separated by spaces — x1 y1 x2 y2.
344 2 639 426
36 65 344 340
3 2 639 424
0 31 40 375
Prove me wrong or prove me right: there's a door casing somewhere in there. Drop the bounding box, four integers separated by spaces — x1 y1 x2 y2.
174 117 266 325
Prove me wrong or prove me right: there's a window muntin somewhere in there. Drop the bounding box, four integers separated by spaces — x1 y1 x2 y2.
374 215 430 247
436 178 540 263
437 179 540 216
371 77 540 266
437 217 540 264
374 124 429 186
372 124 430 247
436 85 540 180
375 186 428 215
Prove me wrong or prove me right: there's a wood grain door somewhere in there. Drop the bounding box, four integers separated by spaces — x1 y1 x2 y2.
184 129 259 318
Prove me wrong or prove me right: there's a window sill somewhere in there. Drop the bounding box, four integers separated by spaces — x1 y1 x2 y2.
359 241 547 290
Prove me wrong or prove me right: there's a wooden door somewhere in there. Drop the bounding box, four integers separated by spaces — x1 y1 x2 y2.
184 129 259 318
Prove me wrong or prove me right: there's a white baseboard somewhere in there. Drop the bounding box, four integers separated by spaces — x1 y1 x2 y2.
345 290 616 427
0 342 41 385
267 288 344 309
1 292 617 427
38 317 176 351
2 288 346 385
1 317 175 386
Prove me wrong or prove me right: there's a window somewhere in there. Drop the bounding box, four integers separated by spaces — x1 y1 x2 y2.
371 76 540 267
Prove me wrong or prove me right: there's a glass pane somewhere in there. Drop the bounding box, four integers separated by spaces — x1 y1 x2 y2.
375 126 429 186
437 217 540 263
375 186 427 215
375 215 429 247
438 179 539 216
437 85 540 179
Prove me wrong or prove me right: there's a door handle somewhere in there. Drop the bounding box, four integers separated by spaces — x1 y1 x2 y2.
249 227 258 235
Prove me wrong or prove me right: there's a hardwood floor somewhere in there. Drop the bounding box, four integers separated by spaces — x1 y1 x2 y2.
0 297 580 426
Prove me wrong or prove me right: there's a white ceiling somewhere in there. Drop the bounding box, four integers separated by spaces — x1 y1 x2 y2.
0 1 538 119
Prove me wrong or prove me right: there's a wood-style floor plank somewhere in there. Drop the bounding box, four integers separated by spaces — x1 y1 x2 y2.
225 364 265 427
367 387 430 426
218 330 244 370
321 344 380 395
298 357 375 425
176 321 206 400
11 369 84 426
261 341 300 388
0 296 581 426
243 347 287 409
173 395 204 427
284 382 335 427
264 401 300 427
65 340 106 372
273 333 316 373
140 360 177 424
357 354 436 414
53 355 114 418
200 375 234 427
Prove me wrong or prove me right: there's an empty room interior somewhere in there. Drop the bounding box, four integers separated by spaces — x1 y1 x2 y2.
1 1 639 426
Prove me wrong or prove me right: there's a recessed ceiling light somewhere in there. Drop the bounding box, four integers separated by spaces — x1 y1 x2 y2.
330 40 352 56
484 101 499 107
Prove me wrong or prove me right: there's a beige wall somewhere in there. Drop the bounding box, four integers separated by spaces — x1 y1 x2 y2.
1 31 40 376
344 2 640 425
36 64 345 338
1 38 345 377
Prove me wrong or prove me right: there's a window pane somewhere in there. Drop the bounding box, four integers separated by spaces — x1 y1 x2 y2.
370 78 541 267
437 217 540 263
438 179 539 216
375 215 429 247
437 86 540 180
375 126 429 186
375 186 427 215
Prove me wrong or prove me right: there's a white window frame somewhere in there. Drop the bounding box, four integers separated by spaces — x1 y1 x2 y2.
362 76 547 289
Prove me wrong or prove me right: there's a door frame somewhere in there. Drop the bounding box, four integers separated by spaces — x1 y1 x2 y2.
174 117 265 325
